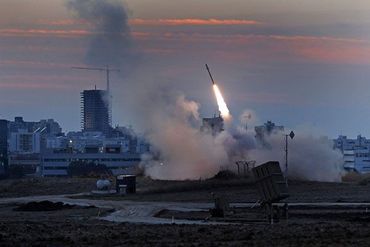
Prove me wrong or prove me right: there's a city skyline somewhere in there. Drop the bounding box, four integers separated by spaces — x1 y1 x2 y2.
1 0 370 137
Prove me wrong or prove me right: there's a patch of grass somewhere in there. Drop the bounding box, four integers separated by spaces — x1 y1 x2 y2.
138 177 254 195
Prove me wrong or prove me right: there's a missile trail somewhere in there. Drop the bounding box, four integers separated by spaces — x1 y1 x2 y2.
205 64 230 118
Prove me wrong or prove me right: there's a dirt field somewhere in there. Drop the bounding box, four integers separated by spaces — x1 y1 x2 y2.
0 177 96 198
1 208 370 246
2 176 370 203
1 177 370 246
75 178 370 203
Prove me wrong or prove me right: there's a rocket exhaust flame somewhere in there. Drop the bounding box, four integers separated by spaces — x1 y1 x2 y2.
213 84 230 118
205 64 231 119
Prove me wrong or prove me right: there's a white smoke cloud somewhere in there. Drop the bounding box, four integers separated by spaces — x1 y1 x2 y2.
139 93 229 180
138 92 344 182
66 1 345 182
249 131 344 182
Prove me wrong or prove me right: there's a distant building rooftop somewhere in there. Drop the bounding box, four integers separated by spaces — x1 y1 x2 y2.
201 115 224 136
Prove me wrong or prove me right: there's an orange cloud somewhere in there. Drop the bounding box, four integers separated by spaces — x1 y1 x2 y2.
34 18 261 27
1 25 369 65
0 75 91 90
0 60 84 69
129 18 261 26
293 43 370 65
132 31 370 64
0 81 69 90
261 35 370 64
36 19 89 26
0 28 91 37
132 31 366 44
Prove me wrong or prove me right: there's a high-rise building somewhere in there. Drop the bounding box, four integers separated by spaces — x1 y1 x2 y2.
81 89 111 136
0 120 8 173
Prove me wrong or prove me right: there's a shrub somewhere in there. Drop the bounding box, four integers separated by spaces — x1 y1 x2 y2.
67 161 112 177
211 170 238 180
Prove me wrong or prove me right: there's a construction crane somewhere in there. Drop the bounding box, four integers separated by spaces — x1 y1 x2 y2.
71 65 120 93
72 65 120 126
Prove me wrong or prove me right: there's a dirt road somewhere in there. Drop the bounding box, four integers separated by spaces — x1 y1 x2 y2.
1 178 370 245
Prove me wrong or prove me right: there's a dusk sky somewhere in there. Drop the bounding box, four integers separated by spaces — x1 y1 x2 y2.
1 0 370 137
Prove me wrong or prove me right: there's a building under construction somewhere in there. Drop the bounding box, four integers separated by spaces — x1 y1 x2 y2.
81 89 111 136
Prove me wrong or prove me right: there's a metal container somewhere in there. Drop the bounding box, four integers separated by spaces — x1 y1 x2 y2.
252 161 289 203
116 175 136 194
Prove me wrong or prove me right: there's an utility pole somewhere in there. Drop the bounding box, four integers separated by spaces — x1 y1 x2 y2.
285 134 288 177
285 131 295 185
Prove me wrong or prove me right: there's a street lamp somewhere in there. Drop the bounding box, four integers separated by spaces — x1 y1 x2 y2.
285 131 295 185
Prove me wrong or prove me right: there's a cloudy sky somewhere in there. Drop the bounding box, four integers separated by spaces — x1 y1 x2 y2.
1 0 370 137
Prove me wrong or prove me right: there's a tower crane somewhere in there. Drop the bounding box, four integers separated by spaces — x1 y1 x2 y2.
71 65 120 93
72 65 120 126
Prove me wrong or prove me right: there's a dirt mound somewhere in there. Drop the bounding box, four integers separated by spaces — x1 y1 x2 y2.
211 170 238 180
14 201 75 211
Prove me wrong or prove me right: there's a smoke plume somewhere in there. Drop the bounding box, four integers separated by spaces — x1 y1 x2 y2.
126 78 344 183
67 0 137 69
135 86 230 180
67 1 344 182
137 86 344 181
248 130 344 182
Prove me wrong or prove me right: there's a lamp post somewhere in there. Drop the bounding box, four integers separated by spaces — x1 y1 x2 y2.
285 131 295 185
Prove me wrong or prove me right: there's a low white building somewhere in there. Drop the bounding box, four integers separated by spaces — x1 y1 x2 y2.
334 135 370 173
41 151 141 177
9 129 41 154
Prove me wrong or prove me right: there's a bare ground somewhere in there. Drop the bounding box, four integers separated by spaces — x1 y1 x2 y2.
72 178 370 203
1 213 370 246
0 177 96 198
1 177 370 246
